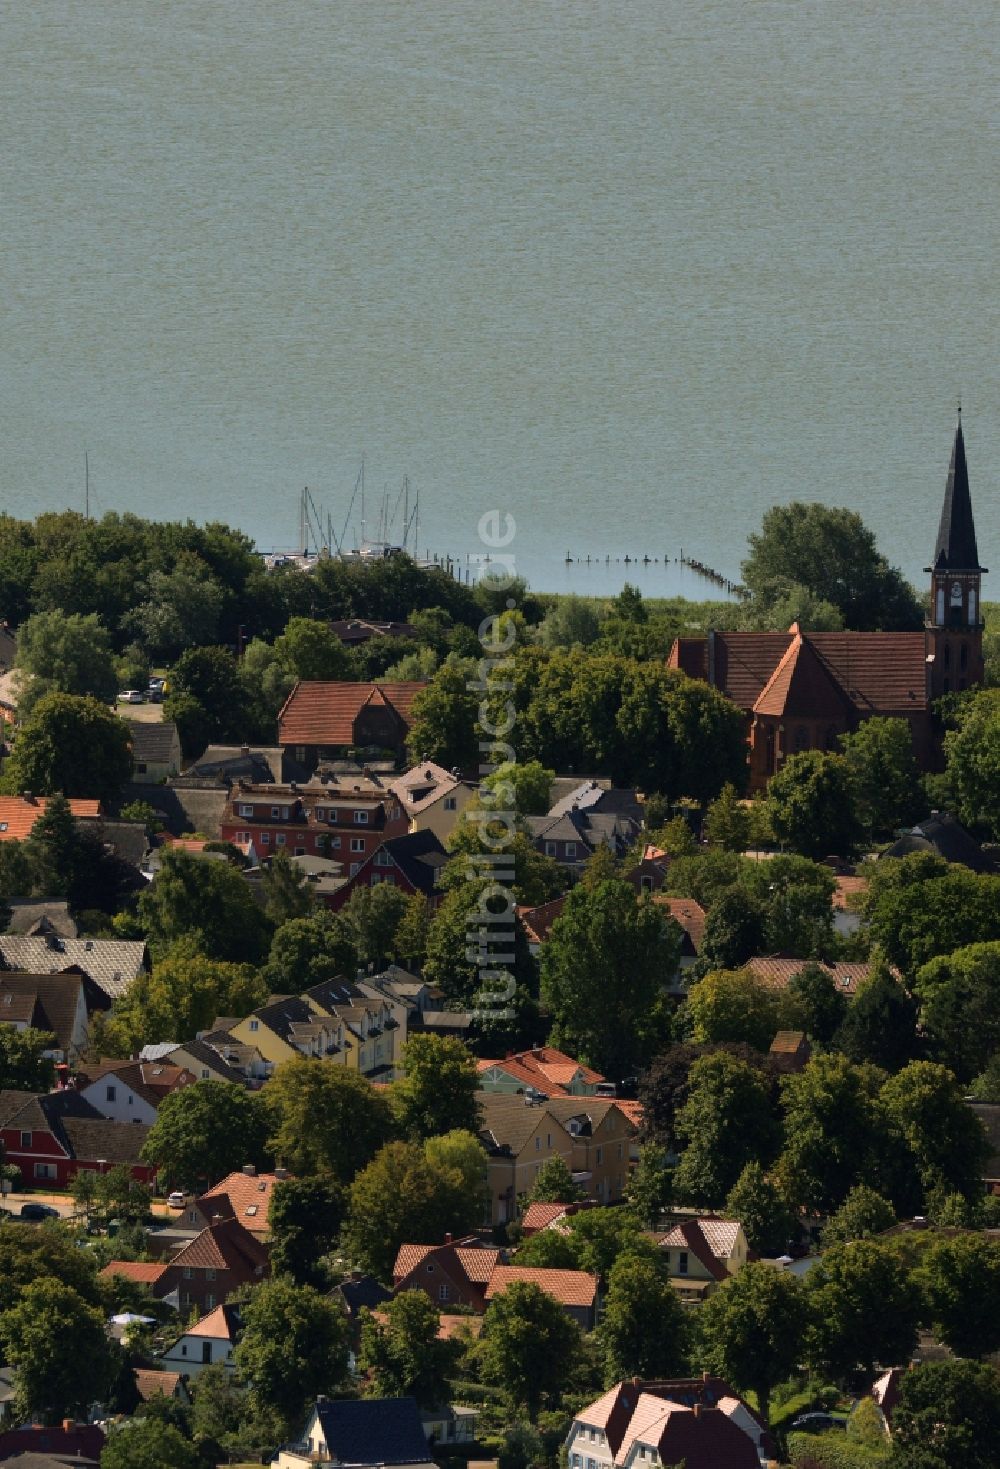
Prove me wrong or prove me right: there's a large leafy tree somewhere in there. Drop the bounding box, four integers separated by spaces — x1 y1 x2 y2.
805 1239 921 1380
919 1234 1000 1360
821 1185 896 1248
0 1277 116 1421
103 937 267 1053
138 848 272 964
0 1026 55 1092
835 957 918 1073
101 1418 200 1469
697 1261 809 1424
141 1080 272 1191
944 688 1000 839
391 1035 481 1140
863 860 1000 978
479 1280 582 1420
881 1060 990 1203
540 879 678 1077
272 617 355 682
1 693 132 804
698 891 767 972
344 1138 484 1281
126 557 227 660
740 853 837 957
406 662 480 771
776 1053 888 1214
765 750 861 860
891 1359 1000 1469
268 1177 345 1287
164 645 252 756
840 716 923 840
13 609 118 714
685 968 784 1052
264 1059 396 1184
600 1253 689 1383
358 1291 456 1407
786 961 848 1045
913 942 1000 1082
724 1163 796 1257
741 502 923 631
0 1221 101 1314
673 1052 779 1207
263 911 357 992
235 1277 350 1434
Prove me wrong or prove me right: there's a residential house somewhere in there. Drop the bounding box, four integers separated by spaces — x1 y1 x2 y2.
277 680 428 769
220 779 408 874
4 900 77 937
0 933 149 1004
191 1164 290 1238
651 1219 750 1304
0 794 101 842
567 1377 774 1469
624 844 672 895
743 955 887 998
157 1217 270 1313
543 1098 636 1204
226 995 345 1068
871 1367 905 1436
100 1260 169 1295
525 808 637 873
276 1396 435 1469
651 896 706 986
668 423 985 793
126 719 182 783
159 1303 241 1379
140 1038 248 1086
0 970 111 1062
0 1090 155 1190
75 1059 195 1125
548 781 644 827
390 762 477 843
304 976 402 1079
477 1093 580 1226
485 1265 600 1330
477 1045 607 1098
392 1237 502 1312
329 618 419 647
0 1423 105 1465
0 1366 14 1425
182 744 286 783
134 1369 191 1406
328 829 448 911
195 1032 272 1084
516 895 568 957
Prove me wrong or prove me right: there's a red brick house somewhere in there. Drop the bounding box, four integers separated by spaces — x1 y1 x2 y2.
668 421 986 792
277 681 427 769
220 780 409 876
392 1237 502 1312
0 1089 155 1190
157 1217 270 1313
326 829 448 912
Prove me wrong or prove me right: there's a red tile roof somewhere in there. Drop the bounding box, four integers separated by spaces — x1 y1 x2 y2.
278 681 427 746
753 629 851 718
186 1302 241 1341
833 875 868 910
134 1368 185 1401
100 1260 167 1285
516 896 568 946
520 1202 573 1234
393 1238 501 1292
743 955 885 997
653 896 707 952
168 1216 270 1275
0 795 101 842
651 1220 729 1281
195 1168 286 1235
485 1264 598 1308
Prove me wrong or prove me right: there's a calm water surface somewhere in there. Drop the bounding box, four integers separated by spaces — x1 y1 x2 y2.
1 2 997 595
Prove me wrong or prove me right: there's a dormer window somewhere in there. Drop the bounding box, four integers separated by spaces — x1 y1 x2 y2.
239 804 253 818
354 810 369 824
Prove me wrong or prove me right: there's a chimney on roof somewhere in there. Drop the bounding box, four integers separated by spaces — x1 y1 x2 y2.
62 1419 75 1431
692 1404 702 1418
445 1232 452 1243
240 745 250 757
22 791 34 804
242 1164 257 1176
632 1377 640 1387
274 1167 289 1180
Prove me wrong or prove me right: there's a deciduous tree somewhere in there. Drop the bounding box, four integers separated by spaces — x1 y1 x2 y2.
821 1185 896 1248
776 1054 887 1214
14 609 118 713
674 1052 779 1207
765 751 861 860
138 849 272 964
840 716 923 840
881 1060 989 1203
890 1358 1000 1469
601 1253 689 1383
913 942 1000 1082
1 1277 115 1421
358 1292 455 1407
265 1059 395 1184
698 1262 808 1424
920 1234 1000 1360
268 1177 344 1287
685 967 783 1052
479 1280 582 1419
806 1239 920 1380
1 693 131 804
235 1277 350 1433
100 1418 200 1469
141 1080 271 1192
724 1163 796 1257
391 1035 481 1140
524 1156 584 1205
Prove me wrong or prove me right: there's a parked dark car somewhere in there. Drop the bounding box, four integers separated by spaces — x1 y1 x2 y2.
19 1202 60 1222
791 1413 845 1434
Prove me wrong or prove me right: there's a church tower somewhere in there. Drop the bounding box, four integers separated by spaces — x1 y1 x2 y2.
925 414 986 697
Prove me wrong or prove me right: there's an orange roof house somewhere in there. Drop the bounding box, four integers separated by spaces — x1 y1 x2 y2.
100 1260 168 1292
0 794 101 841
277 681 427 765
157 1217 270 1312
484 1264 600 1327
393 1236 502 1312
668 422 987 794
192 1165 290 1237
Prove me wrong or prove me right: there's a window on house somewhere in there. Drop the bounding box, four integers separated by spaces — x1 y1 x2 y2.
640 876 653 892
596 1147 603 1164
438 1285 450 1302
239 804 253 818
136 762 147 774
315 808 324 821
19 1132 30 1149
678 1251 689 1275
181 1344 188 1357
329 835 341 848
275 834 286 846
444 796 457 810
589 1429 597 1443
350 862 361 876
294 847 305 856
202 1342 212 1364
200 1069 210 1080
271 806 280 818
205 1294 215 1309
354 810 369 824
618 1143 623 1159
249 1020 259 1032
545 841 557 856
260 832 270 844
566 842 577 858
327 809 338 823
34 1162 56 1180
535 1137 541 1151
351 837 365 852
106 1086 117 1102
376 850 392 866
183 1267 193 1280
205 1269 216 1280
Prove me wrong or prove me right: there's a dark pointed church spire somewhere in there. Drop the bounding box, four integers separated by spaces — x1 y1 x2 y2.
930 415 982 571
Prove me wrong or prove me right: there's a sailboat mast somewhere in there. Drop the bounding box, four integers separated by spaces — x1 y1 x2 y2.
84 452 90 521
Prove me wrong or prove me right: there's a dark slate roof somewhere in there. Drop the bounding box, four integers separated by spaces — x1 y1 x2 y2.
930 420 983 571
378 830 448 895
336 1274 393 1320
313 1396 433 1467
125 719 180 765
76 817 150 869
881 811 995 873
184 745 283 783
60 1115 151 1166
4 901 77 938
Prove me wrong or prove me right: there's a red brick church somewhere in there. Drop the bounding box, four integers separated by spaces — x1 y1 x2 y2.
668 420 986 792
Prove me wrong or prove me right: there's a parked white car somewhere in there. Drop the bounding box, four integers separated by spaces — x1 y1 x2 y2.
118 690 145 704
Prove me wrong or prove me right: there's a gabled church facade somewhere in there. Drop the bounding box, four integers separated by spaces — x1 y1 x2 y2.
669 420 986 793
